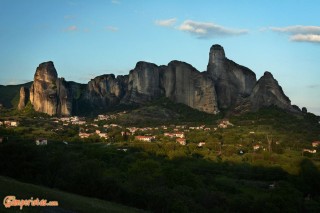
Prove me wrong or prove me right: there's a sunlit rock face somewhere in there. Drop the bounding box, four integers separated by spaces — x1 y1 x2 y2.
30 61 72 116
18 86 29 110
207 44 256 109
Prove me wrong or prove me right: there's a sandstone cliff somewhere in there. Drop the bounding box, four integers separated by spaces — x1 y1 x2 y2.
29 62 72 116
18 87 29 110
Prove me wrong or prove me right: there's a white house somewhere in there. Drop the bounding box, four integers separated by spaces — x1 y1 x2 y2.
36 139 47 146
135 136 155 142
79 132 91 138
98 133 108 139
198 142 206 147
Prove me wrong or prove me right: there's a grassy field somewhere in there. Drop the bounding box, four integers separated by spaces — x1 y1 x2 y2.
0 176 145 213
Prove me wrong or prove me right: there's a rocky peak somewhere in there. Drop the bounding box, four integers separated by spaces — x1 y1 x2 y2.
123 61 162 103
249 71 293 111
30 61 72 116
262 71 274 79
134 61 158 70
34 61 57 83
207 45 256 109
209 44 226 64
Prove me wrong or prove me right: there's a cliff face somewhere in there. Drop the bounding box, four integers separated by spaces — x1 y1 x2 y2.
23 44 298 116
207 45 256 109
163 61 218 114
29 62 72 116
83 74 127 108
123 62 163 103
121 60 218 114
18 87 29 110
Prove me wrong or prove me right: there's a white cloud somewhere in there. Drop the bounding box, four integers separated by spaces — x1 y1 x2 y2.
111 0 120 4
177 20 248 38
270 25 320 43
65 25 77 32
155 18 177 27
270 25 320 34
291 34 320 43
106 26 119 32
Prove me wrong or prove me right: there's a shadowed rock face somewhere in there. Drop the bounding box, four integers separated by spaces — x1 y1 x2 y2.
207 44 256 109
249 71 295 111
18 87 29 110
163 61 218 114
123 61 163 103
84 74 127 108
29 62 72 116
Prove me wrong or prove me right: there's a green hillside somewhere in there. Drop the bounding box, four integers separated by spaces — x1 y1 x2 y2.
0 175 145 213
0 82 32 108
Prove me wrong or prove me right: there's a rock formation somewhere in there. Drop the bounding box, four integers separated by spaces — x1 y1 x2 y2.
302 107 308 114
18 87 29 110
207 44 256 109
83 74 127 108
249 72 295 112
29 61 72 116
23 44 299 116
163 61 218 114
123 61 163 103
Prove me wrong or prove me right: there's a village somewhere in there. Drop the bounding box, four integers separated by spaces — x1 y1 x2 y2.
0 112 319 157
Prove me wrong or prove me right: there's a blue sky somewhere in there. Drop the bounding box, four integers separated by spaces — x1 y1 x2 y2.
0 0 319 115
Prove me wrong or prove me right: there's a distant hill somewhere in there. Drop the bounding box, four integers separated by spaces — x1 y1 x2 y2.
0 82 32 108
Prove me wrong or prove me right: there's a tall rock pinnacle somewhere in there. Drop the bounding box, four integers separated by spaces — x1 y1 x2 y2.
209 44 226 65
207 44 256 110
30 61 72 116
18 87 29 110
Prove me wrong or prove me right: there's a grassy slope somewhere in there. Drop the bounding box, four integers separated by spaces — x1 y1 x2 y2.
0 176 145 213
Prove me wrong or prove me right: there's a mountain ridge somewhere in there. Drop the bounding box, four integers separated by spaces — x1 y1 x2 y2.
0 44 305 116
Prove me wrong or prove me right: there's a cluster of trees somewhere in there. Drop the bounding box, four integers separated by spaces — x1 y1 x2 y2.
1 140 320 212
